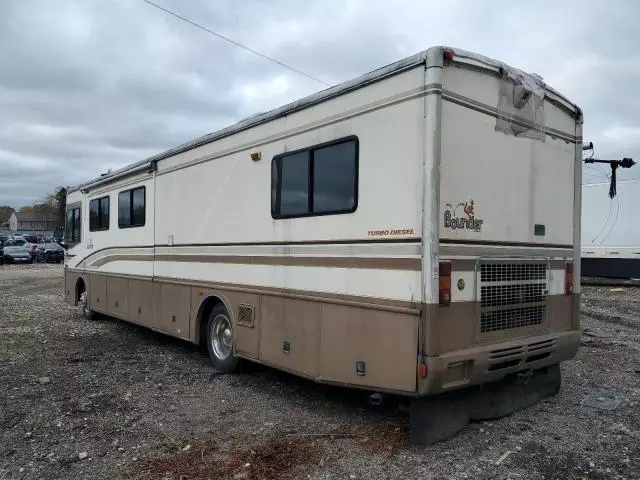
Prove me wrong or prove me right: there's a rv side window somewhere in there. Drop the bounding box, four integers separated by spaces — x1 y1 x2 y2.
271 137 358 219
118 186 146 228
277 151 310 217
89 196 110 231
65 207 81 243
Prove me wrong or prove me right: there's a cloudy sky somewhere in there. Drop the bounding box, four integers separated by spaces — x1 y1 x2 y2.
1 0 639 216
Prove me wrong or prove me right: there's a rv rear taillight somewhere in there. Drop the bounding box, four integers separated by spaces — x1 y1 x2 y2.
418 362 428 379
566 261 574 295
439 261 452 306
443 49 454 61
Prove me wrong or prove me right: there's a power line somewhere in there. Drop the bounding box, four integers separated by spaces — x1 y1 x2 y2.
590 198 613 244
140 0 330 86
599 194 620 245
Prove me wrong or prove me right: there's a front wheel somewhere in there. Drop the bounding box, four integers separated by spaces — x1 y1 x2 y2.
79 288 95 320
205 304 240 372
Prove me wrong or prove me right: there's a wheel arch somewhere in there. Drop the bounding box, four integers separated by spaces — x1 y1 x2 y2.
195 293 234 346
74 277 88 305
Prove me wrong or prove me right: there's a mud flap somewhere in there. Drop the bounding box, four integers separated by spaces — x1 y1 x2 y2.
410 365 561 445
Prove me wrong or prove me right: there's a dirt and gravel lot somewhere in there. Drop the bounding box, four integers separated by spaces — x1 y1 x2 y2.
0 264 639 480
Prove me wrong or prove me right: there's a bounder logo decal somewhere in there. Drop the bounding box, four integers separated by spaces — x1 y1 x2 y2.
444 200 483 232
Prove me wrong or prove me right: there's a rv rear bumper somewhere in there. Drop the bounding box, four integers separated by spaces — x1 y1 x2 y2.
420 330 580 395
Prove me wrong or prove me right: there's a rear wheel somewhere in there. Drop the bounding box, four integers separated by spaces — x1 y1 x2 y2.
205 304 240 372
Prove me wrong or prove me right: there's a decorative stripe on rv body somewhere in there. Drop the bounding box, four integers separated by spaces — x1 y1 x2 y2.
86 253 422 271
75 239 422 267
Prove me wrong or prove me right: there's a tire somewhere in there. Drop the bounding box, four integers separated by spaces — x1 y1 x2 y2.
205 304 240 372
79 287 95 320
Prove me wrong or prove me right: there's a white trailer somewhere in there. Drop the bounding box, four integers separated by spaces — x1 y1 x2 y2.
582 180 640 278
64 46 582 443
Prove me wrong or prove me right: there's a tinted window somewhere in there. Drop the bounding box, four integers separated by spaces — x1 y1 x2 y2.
132 188 145 226
89 196 110 231
271 137 358 219
89 199 99 230
65 207 81 243
118 186 145 228
66 210 73 239
313 141 357 213
99 197 109 229
279 151 309 217
73 208 80 242
118 191 131 226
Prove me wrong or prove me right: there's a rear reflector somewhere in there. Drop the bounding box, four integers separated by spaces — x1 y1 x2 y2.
439 261 452 306
418 362 428 379
566 261 574 295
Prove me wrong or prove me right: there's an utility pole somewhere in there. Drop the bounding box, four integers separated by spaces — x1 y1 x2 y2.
583 143 636 198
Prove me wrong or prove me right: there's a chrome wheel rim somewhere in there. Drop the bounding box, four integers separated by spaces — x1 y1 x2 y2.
211 313 233 360
80 290 88 314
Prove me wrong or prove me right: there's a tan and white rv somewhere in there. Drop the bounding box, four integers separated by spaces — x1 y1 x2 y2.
63 46 582 443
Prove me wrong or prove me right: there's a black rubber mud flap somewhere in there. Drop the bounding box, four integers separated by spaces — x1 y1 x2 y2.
470 364 561 420
409 391 470 445
410 364 562 445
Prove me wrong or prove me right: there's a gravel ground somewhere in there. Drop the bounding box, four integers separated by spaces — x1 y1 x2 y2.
0 264 639 480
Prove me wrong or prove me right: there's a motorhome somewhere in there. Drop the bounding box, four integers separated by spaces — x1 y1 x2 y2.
64 46 582 443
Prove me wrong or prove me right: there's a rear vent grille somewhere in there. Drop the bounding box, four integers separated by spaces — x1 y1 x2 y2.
237 304 255 328
481 283 546 308
528 339 555 352
489 345 524 360
480 263 546 282
481 306 546 333
480 262 547 334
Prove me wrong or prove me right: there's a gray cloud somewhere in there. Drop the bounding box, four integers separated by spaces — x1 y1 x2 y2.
0 0 639 211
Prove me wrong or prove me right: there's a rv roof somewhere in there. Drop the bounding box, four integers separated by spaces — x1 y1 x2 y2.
71 46 579 193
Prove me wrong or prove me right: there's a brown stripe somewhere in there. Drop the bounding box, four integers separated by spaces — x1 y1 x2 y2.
158 237 422 247
440 239 573 249
160 254 420 270
75 238 422 267
88 254 155 267
88 253 421 270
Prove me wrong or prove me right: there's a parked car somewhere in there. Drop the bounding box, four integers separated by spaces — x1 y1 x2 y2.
12 236 26 246
35 243 65 264
2 246 31 264
23 243 40 262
